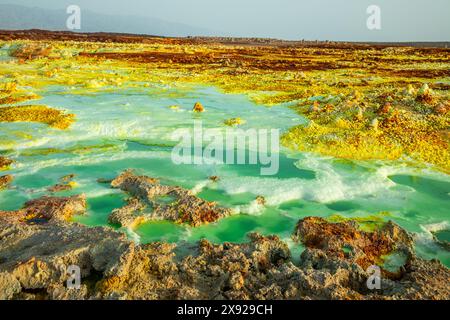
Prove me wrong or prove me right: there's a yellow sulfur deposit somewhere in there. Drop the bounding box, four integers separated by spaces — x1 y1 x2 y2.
0 105 75 129
0 36 448 172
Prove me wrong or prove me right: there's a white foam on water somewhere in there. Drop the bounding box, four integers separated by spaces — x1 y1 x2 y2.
124 227 141 244
191 180 211 195
217 154 402 206
415 221 450 247
85 188 122 198
421 221 450 234
233 200 265 216
13 149 172 176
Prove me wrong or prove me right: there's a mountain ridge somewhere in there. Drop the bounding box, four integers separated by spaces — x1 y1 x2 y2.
0 3 214 37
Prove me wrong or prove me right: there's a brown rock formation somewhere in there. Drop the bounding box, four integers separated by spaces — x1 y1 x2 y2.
108 197 148 228
0 175 13 189
0 198 448 300
193 102 205 113
0 194 86 224
293 216 414 275
0 156 13 170
110 170 232 227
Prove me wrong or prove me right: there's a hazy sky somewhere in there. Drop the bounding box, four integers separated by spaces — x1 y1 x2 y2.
1 0 450 41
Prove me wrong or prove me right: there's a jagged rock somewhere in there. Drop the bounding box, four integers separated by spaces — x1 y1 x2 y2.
293 217 414 276
0 207 449 300
0 175 13 189
0 272 21 299
193 102 205 112
224 117 246 127
47 174 76 193
110 170 232 226
108 197 148 228
0 194 135 299
0 194 87 224
209 176 220 182
0 156 13 170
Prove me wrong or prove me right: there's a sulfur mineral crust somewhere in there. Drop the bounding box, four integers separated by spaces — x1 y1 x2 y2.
0 30 449 301
0 30 448 171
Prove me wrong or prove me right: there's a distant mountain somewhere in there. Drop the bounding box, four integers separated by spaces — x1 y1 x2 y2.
0 4 214 37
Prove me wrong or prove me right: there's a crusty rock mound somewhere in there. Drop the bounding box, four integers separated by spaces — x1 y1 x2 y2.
109 170 232 227
293 216 414 277
0 156 13 170
0 194 86 224
0 200 449 300
293 217 450 299
0 175 13 189
108 197 147 228
0 195 133 300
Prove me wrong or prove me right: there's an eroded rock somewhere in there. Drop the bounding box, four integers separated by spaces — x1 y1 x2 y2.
110 170 232 227
47 174 76 193
0 194 87 224
0 156 13 170
0 174 13 189
293 217 414 276
108 197 148 228
193 102 205 112
0 207 449 300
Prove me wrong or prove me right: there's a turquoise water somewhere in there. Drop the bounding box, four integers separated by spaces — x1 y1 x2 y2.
0 84 449 266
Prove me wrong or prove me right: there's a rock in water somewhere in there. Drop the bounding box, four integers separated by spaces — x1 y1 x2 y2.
293 217 414 275
0 194 87 224
110 170 232 226
0 175 13 189
0 156 13 170
193 102 205 112
224 117 246 127
108 197 148 228
47 174 77 193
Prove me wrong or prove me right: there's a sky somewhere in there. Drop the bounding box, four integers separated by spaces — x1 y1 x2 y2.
1 0 449 41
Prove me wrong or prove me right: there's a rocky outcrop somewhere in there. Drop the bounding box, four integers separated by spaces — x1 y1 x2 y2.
47 174 76 193
0 203 449 300
110 170 232 227
8 43 53 60
292 217 450 299
0 195 135 300
0 175 13 189
193 102 205 113
0 156 13 170
0 194 86 224
108 197 147 228
293 216 414 277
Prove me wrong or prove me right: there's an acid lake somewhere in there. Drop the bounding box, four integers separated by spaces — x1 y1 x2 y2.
0 84 449 266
